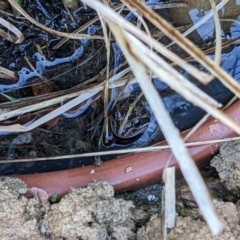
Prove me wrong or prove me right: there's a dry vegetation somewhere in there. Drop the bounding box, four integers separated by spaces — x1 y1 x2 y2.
1 0 240 236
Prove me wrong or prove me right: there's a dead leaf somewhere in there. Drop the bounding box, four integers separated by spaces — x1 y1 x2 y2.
31 78 51 96
0 108 58 128
46 116 59 127
28 187 49 202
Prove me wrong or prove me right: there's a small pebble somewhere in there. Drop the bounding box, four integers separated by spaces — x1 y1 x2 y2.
147 195 156 202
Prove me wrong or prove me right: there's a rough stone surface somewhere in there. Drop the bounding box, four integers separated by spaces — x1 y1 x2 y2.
137 214 162 240
3 177 240 239
0 177 45 240
168 201 240 240
137 201 240 240
44 179 136 240
210 140 240 196
0 176 27 201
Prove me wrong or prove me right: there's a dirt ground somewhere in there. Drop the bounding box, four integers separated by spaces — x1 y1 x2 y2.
1 140 240 240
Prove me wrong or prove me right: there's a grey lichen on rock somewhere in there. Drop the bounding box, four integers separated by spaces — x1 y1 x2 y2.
44 179 136 240
210 140 240 196
2 177 240 239
137 214 162 240
0 176 27 201
0 177 45 240
137 200 240 240
167 201 240 240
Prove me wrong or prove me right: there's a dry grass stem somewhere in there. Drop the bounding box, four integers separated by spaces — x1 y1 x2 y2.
0 66 16 80
0 63 130 119
184 113 210 140
152 2 187 9
0 68 132 126
179 36 240 64
2 0 239 235
79 0 212 84
98 11 111 144
105 17 222 236
7 0 104 41
152 24 192 39
167 0 228 48
80 0 229 234
183 95 238 143
53 5 123 49
118 92 143 135
24 56 51 89
210 0 222 65
164 112 211 172
0 93 99 132
62 0 77 25
24 56 36 72
4 135 240 164
127 33 220 107
163 167 176 229
116 4 151 136
122 0 240 99
35 44 46 60
223 96 238 110
125 32 240 136
0 16 24 43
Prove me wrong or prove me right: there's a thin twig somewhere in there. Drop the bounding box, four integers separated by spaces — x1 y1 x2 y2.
0 68 132 128
108 17 222 236
2 135 240 163
53 5 123 49
152 2 187 9
0 66 16 80
81 0 225 234
210 0 222 65
0 17 24 43
167 0 228 48
118 92 143 134
122 0 240 100
7 0 104 40
98 10 111 145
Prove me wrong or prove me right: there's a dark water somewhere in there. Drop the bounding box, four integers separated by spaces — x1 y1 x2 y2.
0 0 240 174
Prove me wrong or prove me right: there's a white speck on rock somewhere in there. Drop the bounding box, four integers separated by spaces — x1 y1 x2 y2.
125 166 133 173
147 195 156 202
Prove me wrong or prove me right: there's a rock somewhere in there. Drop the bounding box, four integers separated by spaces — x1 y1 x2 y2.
137 214 162 240
0 176 27 201
0 177 45 240
168 200 240 240
210 140 240 196
137 200 240 240
44 179 136 240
